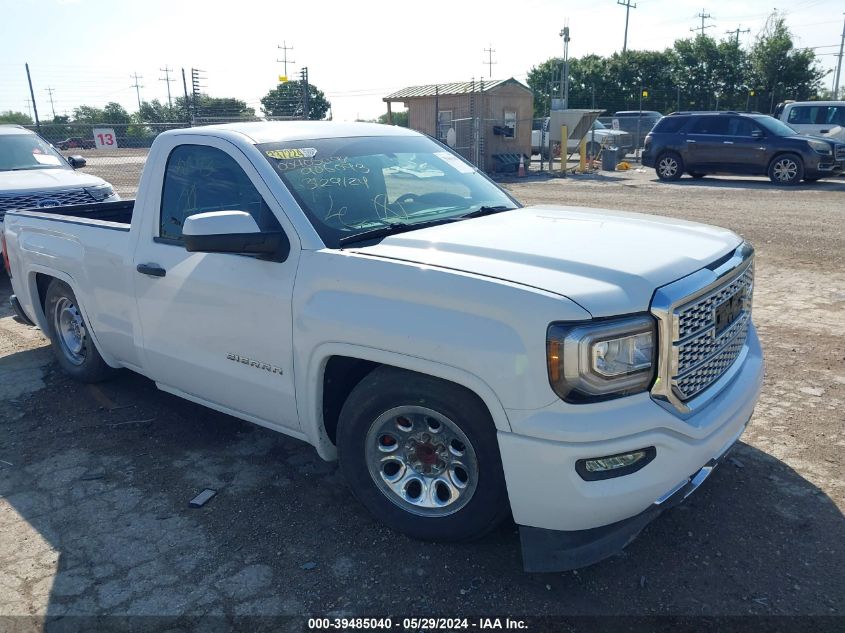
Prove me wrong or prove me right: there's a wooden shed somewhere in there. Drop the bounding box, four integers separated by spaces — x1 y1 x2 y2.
383 78 534 172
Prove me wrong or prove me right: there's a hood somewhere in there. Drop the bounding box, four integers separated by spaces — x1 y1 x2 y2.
350 206 742 317
0 168 107 193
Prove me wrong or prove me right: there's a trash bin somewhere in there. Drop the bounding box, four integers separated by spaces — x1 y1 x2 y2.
601 146 619 171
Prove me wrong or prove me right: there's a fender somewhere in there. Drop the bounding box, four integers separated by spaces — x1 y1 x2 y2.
22 265 120 368
300 341 513 461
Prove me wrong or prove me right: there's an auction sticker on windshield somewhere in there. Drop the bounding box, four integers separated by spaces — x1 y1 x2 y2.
266 148 318 160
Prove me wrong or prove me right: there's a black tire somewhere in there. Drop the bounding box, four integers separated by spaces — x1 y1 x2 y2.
45 279 115 382
656 152 684 181
689 172 706 179
337 366 509 542
768 153 804 185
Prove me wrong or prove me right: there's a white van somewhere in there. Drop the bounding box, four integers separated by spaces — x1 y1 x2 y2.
778 101 845 139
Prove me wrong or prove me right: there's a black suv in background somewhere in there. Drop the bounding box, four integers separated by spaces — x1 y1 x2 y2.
642 112 845 184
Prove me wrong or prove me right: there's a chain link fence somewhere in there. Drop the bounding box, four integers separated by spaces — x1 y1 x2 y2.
21 78 313 197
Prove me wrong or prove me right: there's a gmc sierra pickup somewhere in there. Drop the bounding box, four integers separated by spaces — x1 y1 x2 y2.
2 122 763 571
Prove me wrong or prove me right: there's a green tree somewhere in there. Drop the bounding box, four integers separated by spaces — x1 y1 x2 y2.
377 110 408 126
0 110 33 125
137 99 183 123
174 94 255 121
749 12 824 112
260 82 330 120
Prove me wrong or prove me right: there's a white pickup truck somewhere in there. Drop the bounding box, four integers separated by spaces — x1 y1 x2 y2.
2 122 763 571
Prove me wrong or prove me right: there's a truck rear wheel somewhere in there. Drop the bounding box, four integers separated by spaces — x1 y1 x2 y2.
337 366 509 541
45 279 115 383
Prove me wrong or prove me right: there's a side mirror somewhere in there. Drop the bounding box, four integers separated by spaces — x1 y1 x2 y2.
68 155 87 169
183 210 290 262
751 129 764 138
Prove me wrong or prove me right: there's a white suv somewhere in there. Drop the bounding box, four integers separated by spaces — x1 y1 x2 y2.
778 101 845 141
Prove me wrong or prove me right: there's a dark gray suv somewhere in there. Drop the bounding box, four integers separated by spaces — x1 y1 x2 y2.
641 112 845 185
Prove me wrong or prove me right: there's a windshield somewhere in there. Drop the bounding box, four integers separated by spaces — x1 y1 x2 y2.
0 134 69 171
591 120 607 130
755 116 799 137
258 135 518 248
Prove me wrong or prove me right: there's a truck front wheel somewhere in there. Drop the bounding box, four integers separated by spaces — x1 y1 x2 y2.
45 279 115 382
337 367 509 541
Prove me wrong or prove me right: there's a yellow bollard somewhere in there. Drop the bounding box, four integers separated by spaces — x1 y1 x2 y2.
560 125 567 176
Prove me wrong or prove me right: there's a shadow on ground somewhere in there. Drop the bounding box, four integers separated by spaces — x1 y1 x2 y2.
652 175 845 191
0 347 842 626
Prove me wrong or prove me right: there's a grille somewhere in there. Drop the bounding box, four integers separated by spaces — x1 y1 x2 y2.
836 145 845 161
671 263 754 401
0 188 95 215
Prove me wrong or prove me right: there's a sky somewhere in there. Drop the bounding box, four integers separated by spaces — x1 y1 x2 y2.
0 0 842 122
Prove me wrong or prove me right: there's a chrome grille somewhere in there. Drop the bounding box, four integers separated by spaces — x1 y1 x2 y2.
650 243 755 414
836 145 845 161
672 263 754 400
0 188 95 214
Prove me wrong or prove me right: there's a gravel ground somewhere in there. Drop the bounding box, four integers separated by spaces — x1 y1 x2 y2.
0 168 843 626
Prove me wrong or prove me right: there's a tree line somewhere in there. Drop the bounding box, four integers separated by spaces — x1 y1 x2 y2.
528 13 827 118
0 82 331 139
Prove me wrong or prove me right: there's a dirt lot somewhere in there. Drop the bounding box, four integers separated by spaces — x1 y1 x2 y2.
0 169 843 626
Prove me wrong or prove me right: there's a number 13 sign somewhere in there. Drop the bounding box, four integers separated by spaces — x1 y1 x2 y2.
92 128 118 149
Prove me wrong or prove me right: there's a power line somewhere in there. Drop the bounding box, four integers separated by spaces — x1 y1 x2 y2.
130 72 144 111
691 9 715 36
159 66 174 108
277 41 295 78
483 45 496 78
45 86 56 118
617 0 637 53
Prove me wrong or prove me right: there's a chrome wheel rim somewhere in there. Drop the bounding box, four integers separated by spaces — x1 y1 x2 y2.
658 157 678 178
773 158 798 182
364 406 479 517
53 297 87 365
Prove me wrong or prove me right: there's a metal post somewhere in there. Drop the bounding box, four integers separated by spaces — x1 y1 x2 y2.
677 86 681 112
25 63 40 131
636 84 643 158
560 27 570 109
833 14 845 100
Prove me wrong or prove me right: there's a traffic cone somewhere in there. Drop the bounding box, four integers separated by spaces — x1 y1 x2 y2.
518 155 526 177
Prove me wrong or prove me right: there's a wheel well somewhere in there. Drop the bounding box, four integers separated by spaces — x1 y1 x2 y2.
769 151 802 166
34 272 52 312
322 356 380 444
321 357 498 445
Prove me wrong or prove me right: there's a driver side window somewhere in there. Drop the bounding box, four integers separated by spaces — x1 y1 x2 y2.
159 144 279 242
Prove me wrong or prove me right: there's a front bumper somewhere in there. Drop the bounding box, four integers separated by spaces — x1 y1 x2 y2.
497 326 763 570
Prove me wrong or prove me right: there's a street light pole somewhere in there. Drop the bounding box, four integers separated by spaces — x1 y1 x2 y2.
559 26 570 109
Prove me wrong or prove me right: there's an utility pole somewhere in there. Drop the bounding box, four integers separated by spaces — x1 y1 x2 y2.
44 87 56 119
690 9 714 37
181 68 191 123
833 13 845 100
191 68 206 121
25 63 40 132
559 25 570 109
159 66 174 108
300 67 310 120
277 41 295 78
130 72 144 111
483 45 496 77
617 0 636 53
725 26 750 45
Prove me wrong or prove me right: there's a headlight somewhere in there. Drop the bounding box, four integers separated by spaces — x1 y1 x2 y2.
547 315 656 402
85 184 116 201
807 139 832 155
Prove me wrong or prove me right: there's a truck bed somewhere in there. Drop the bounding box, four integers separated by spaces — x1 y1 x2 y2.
4 199 134 226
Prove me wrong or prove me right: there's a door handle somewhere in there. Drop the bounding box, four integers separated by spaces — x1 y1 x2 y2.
723 141 734 144
136 263 166 277
686 139 696 143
